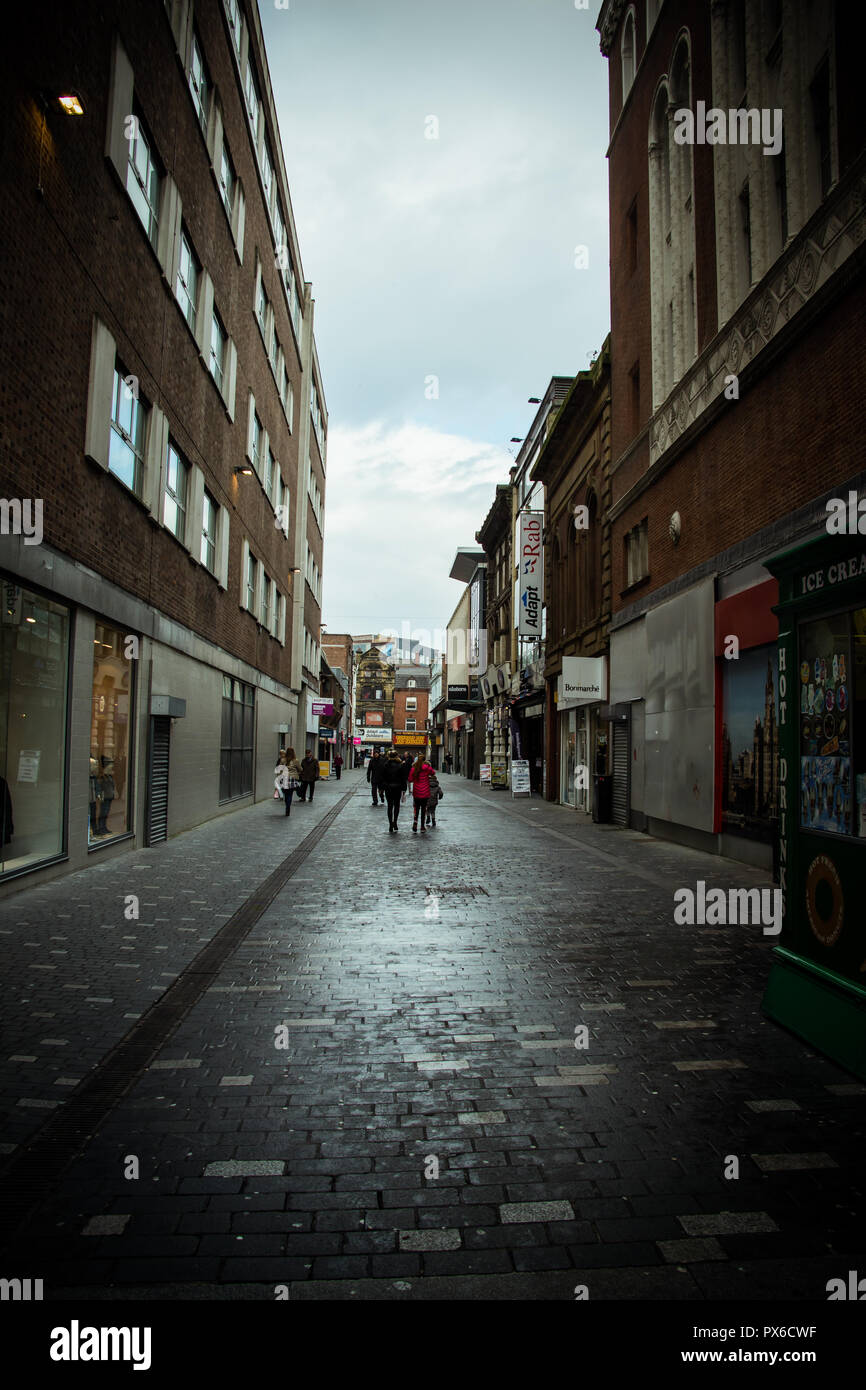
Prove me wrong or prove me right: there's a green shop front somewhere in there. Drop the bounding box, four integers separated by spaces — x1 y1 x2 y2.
763 531 866 1078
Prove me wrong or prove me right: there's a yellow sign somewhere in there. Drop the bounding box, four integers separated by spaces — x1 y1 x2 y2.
318 761 330 778
393 733 428 747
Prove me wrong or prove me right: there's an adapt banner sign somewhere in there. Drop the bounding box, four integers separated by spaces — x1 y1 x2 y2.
558 656 607 710
517 512 543 637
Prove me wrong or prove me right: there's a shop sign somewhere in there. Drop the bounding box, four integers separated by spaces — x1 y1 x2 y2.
511 759 531 797
480 764 491 784
447 684 469 701
558 656 608 710
362 727 393 743
312 699 334 717
318 761 330 778
798 549 866 595
394 732 427 747
491 758 508 787
365 711 383 726
517 512 543 637
352 737 362 745
17 749 40 783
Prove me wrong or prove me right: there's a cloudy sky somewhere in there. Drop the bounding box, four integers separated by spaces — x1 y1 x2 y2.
260 0 611 644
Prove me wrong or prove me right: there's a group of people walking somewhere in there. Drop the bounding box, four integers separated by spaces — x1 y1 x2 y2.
273 748 321 815
367 749 442 833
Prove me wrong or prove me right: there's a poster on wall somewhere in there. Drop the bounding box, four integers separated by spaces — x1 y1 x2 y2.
491 759 508 787
720 645 779 842
800 756 851 834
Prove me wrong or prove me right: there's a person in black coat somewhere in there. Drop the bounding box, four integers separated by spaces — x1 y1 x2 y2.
379 750 409 831
367 750 386 805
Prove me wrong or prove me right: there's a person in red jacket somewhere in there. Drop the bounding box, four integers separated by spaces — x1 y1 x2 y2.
408 753 433 833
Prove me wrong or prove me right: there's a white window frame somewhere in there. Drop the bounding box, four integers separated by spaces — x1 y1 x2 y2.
188 28 210 135
210 310 226 392
201 487 218 573
164 439 189 542
126 111 161 246
176 227 200 334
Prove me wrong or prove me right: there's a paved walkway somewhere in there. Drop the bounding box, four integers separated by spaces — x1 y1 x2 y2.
1 769 864 1300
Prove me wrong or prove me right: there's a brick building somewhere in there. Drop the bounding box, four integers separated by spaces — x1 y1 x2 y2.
354 645 395 754
393 665 430 749
597 0 865 866
321 632 355 761
531 340 612 814
0 0 326 890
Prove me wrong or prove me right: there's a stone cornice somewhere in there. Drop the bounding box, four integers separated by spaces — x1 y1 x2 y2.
597 0 628 56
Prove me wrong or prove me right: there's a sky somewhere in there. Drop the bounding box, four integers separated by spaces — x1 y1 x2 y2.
260 0 611 645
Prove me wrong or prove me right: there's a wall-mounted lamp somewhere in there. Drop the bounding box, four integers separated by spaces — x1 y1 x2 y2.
57 92 85 116
510 437 522 443
233 465 254 477
528 397 541 404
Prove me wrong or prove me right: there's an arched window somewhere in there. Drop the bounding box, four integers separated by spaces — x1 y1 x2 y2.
648 81 674 406
670 38 697 373
621 8 637 102
586 490 600 619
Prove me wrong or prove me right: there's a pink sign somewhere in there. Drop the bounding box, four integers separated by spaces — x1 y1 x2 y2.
312 700 334 717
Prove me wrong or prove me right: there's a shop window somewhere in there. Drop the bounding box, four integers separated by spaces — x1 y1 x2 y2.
0 579 70 875
799 612 861 836
90 620 136 845
219 676 254 801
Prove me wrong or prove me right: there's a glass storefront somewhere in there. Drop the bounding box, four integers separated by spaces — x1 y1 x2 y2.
89 620 135 845
219 676 254 801
560 707 589 810
0 578 70 875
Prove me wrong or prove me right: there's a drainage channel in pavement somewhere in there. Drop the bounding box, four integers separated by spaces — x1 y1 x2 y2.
0 782 358 1252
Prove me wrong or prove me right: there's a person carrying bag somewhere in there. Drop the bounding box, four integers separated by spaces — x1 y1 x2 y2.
274 747 303 817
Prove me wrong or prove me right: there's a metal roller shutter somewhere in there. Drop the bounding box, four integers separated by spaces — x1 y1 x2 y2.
146 716 171 845
612 720 629 826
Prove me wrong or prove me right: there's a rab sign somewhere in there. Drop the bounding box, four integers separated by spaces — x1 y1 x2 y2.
518 512 543 637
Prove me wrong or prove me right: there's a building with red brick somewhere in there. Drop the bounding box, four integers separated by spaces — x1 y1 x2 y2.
0 0 326 889
393 666 430 751
597 0 865 867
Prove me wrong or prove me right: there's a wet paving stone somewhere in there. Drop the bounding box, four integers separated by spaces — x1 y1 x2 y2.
1 770 864 1299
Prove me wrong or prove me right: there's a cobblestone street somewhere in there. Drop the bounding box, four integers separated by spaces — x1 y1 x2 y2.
1 768 864 1302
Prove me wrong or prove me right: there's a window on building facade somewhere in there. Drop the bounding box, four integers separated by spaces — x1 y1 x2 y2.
176 228 199 334
224 0 242 53
245 58 260 134
126 112 160 246
625 519 649 588
219 141 236 217
201 489 217 572
262 574 271 631
256 273 268 336
188 29 210 135
246 550 257 611
406 697 417 711
219 675 254 801
109 363 146 495
621 8 636 101
209 311 226 391
0 580 70 876
164 441 188 541
89 620 136 845
407 678 416 688
406 719 416 732
261 136 274 208
269 321 279 373
810 55 832 201
250 410 262 473
265 445 274 501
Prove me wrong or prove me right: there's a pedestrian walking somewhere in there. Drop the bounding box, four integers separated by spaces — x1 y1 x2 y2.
426 768 442 828
274 746 302 817
444 752 454 774
367 749 385 805
379 749 409 832
298 752 320 802
333 753 343 780
408 753 433 833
